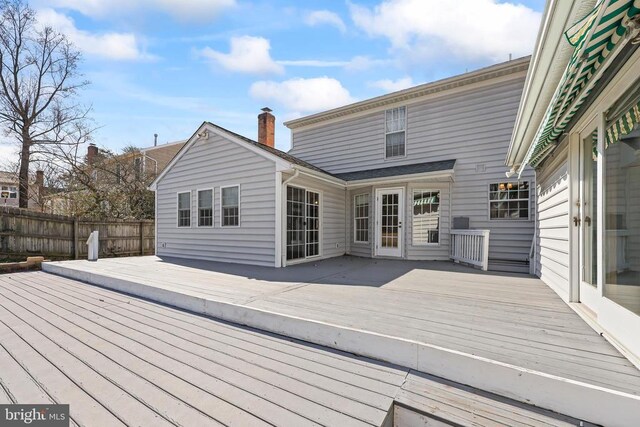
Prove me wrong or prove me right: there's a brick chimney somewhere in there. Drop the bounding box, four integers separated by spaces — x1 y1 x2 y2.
258 107 275 148
35 170 44 187
87 143 98 165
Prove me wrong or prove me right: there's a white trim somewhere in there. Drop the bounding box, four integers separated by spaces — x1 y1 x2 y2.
374 187 405 258
488 181 531 221
149 122 290 190
411 189 441 247
353 193 370 244
220 184 240 228
284 184 323 262
196 188 214 228
176 191 191 228
154 188 158 254
346 170 455 188
274 171 282 268
285 58 530 130
384 106 407 160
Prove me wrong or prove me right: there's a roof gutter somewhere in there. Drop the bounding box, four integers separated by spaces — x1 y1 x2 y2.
344 170 455 189
292 166 347 188
506 0 597 169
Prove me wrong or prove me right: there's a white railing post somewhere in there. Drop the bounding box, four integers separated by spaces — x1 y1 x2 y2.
87 230 99 261
450 229 490 271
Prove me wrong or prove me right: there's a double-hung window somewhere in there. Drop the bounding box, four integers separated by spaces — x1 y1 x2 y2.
221 185 240 227
198 189 213 227
177 192 191 227
353 193 369 243
385 106 406 158
412 190 440 244
489 182 530 220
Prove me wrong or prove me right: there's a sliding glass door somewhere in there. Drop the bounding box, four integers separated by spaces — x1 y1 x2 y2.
286 186 320 261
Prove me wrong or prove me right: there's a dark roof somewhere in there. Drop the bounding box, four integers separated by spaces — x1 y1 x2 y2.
205 122 334 177
205 122 455 183
334 160 456 182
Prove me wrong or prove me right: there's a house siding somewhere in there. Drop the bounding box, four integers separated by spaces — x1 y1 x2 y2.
156 134 276 266
536 145 571 301
289 75 535 263
284 173 346 261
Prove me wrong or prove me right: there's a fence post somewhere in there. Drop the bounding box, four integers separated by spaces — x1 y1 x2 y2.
73 219 79 260
139 221 144 255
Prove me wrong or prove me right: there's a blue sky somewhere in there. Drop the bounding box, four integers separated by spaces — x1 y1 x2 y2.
1 0 546 161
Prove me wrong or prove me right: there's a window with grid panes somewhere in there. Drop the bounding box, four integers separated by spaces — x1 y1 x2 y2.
354 193 369 243
221 186 239 226
385 106 406 158
489 182 529 220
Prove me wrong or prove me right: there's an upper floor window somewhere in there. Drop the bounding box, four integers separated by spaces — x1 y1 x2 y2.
177 191 191 227
385 106 406 158
221 185 240 227
489 182 530 220
1 186 17 199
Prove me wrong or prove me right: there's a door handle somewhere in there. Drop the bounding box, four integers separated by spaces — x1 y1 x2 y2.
585 216 591 226
573 216 581 226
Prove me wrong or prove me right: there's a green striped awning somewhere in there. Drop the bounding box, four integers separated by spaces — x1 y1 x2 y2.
525 0 640 168
590 98 640 159
606 99 640 146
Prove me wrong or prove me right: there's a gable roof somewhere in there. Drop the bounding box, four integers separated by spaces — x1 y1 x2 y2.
149 121 337 190
204 122 334 176
334 160 456 182
284 57 530 130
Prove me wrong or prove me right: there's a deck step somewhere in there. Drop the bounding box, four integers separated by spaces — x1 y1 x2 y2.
42 260 640 427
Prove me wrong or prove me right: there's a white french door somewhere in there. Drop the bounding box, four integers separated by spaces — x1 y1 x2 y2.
577 118 600 309
375 188 404 257
286 186 320 261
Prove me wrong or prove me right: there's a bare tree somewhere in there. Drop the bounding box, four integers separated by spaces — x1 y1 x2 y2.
0 0 89 208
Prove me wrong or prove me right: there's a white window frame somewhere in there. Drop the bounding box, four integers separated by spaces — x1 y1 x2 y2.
384 106 407 159
412 189 441 246
488 181 531 221
220 184 240 228
196 188 214 228
1 186 18 199
353 193 370 244
177 191 191 228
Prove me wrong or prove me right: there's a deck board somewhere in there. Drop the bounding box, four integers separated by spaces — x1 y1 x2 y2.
395 371 597 427
0 271 601 426
40 256 640 398
0 272 402 427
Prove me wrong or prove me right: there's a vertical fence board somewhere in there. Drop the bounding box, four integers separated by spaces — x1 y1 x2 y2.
0 206 155 260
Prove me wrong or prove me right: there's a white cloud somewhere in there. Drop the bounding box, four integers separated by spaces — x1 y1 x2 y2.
304 10 347 33
38 0 235 22
250 77 356 112
277 56 390 71
349 0 541 61
37 9 153 61
199 36 283 75
370 77 414 92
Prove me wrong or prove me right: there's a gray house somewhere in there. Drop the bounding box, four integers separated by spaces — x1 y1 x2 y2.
151 57 535 271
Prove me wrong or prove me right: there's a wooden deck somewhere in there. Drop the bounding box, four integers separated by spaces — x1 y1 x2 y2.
0 271 590 427
43 255 640 397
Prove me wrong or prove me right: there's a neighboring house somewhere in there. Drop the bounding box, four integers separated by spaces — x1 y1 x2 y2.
507 1 640 361
151 57 536 271
45 139 185 216
1 170 47 211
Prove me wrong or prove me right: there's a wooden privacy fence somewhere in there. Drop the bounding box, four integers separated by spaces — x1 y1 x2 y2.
0 206 154 260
